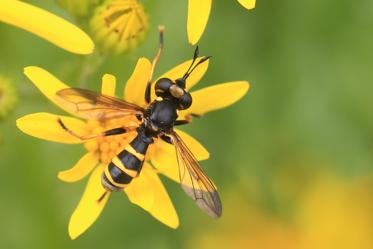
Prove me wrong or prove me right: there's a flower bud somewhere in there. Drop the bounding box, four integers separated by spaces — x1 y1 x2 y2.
90 0 149 55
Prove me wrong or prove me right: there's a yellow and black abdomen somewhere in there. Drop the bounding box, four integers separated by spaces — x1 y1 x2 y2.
102 134 151 191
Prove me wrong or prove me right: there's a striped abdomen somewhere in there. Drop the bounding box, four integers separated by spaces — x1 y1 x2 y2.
101 134 151 191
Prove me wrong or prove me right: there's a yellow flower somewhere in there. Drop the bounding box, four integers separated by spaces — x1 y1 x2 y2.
90 0 149 54
0 75 17 119
0 0 94 54
16 56 249 239
187 0 256 45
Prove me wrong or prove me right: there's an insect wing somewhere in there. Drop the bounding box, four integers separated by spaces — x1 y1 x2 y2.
56 88 145 120
170 131 222 218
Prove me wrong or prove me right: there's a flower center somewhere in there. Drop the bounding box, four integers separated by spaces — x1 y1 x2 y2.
84 117 139 164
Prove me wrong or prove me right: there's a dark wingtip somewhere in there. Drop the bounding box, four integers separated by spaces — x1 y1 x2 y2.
211 191 222 218
191 189 222 219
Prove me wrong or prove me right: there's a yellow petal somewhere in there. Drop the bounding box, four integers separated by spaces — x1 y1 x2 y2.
58 153 99 183
16 112 87 144
237 0 256 10
124 57 151 107
151 140 179 182
187 0 212 45
124 164 155 211
175 129 210 160
181 81 250 117
0 0 94 54
101 74 116 96
69 166 110 240
159 57 209 90
125 163 179 228
24 66 72 114
151 129 209 182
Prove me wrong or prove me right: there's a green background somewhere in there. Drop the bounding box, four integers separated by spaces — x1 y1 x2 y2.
1 0 373 248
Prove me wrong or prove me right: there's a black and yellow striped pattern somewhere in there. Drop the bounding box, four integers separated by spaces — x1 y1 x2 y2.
102 134 150 191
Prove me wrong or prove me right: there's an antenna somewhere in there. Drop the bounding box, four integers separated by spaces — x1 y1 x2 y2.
183 55 211 81
182 46 200 79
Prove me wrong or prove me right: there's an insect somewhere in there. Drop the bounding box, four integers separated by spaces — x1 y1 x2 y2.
56 27 222 218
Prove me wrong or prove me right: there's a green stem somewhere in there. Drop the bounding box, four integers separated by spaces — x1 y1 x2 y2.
78 51 106 88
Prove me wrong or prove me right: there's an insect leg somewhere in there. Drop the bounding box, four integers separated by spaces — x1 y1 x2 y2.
161 134 173 144
174 120 190 126
57 118 132 141
174 113 202 126
145 26 165 104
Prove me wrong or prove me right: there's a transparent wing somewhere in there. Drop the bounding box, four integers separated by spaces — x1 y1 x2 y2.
170 130 222 218
56 88 145 120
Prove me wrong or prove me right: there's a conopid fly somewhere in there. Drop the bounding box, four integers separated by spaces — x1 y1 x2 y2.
57 27 222 218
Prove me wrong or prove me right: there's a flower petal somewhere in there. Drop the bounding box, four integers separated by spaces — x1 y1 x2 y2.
16 112 87 144
101 74 116 96
159 57 209 91
58 152 99 183
237 0 256 10
124 164 155 211
150 140 178 182
187 0 212 45
0 0 94 54
175 129 210 160
180 81 250 117
124 57 151 107
151 129 209 183
69 166 109 240
24 66 73 114
125 163 179 229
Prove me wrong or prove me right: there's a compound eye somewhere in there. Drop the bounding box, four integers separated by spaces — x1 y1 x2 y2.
155 78 173 97
179 92 192 110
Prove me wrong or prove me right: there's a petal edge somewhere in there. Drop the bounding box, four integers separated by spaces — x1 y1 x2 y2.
16 112 87 144
68 166 109 239
125 164 179 229
101 74 116 96
124 57 152 107
187 0 212 45
0 0 94 54
181 81 250 117
58 152 98 182
237 0 256 10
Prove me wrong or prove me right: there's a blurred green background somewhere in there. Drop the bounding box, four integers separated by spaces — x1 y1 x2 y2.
1 0 373 248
